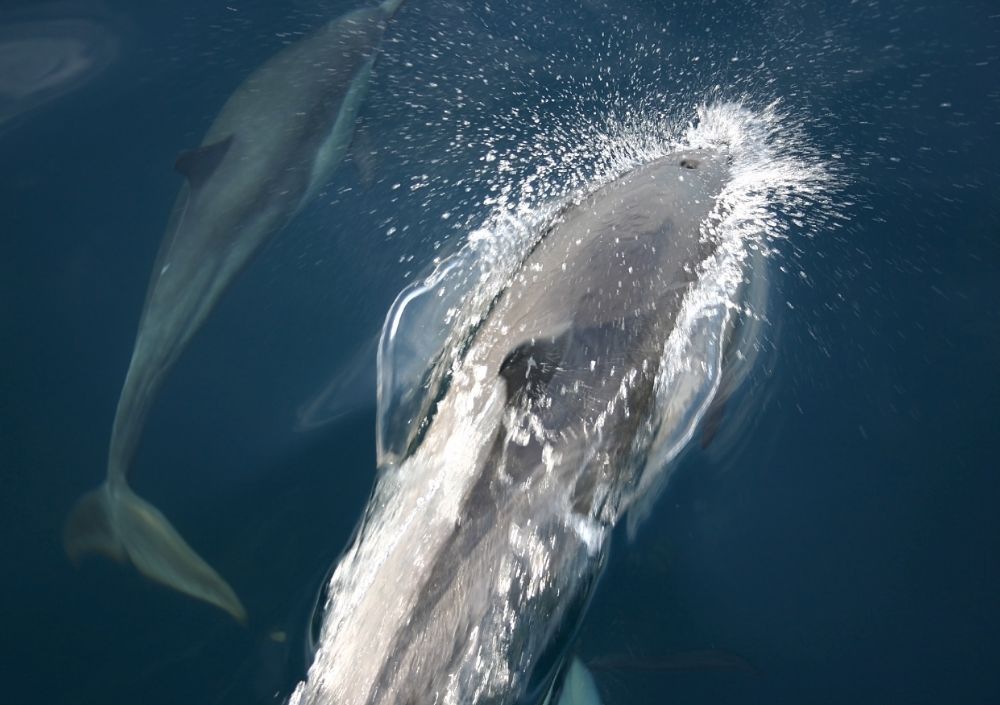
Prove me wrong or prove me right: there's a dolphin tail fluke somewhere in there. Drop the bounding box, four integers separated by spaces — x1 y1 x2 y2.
64 483 247 623
64 486 126 564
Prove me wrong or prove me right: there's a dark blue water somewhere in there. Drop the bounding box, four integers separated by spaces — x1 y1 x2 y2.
1 1 997 703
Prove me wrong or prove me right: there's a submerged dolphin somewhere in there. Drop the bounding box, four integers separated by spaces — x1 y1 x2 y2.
64 0 407 622
293 148 759 705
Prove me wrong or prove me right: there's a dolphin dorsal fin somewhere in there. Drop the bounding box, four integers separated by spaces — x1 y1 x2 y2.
174 135 234 189
499 334 568 404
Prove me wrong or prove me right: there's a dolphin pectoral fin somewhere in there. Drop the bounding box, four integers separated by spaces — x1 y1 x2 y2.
64 486 125 564
64 483 247 623
546 658 604 705
174 135 234 190
114 485 247 623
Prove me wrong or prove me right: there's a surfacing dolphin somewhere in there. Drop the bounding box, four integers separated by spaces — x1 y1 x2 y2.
64 0 407 622
293 147 761 705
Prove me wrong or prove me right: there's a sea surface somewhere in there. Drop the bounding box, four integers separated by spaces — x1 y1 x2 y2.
1 1 998 704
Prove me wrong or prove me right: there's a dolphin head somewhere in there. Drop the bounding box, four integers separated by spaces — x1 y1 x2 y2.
647 147 732 216
674 148 731 175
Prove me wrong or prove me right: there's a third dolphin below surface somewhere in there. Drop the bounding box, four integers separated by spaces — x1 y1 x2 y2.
63 0 407 622
293 147 762 705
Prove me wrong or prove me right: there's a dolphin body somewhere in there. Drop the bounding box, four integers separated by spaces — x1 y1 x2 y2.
64 0 407 622
293 147 758 705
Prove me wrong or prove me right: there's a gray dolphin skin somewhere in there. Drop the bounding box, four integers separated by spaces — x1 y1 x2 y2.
64 0 407 622
293 148 750 705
